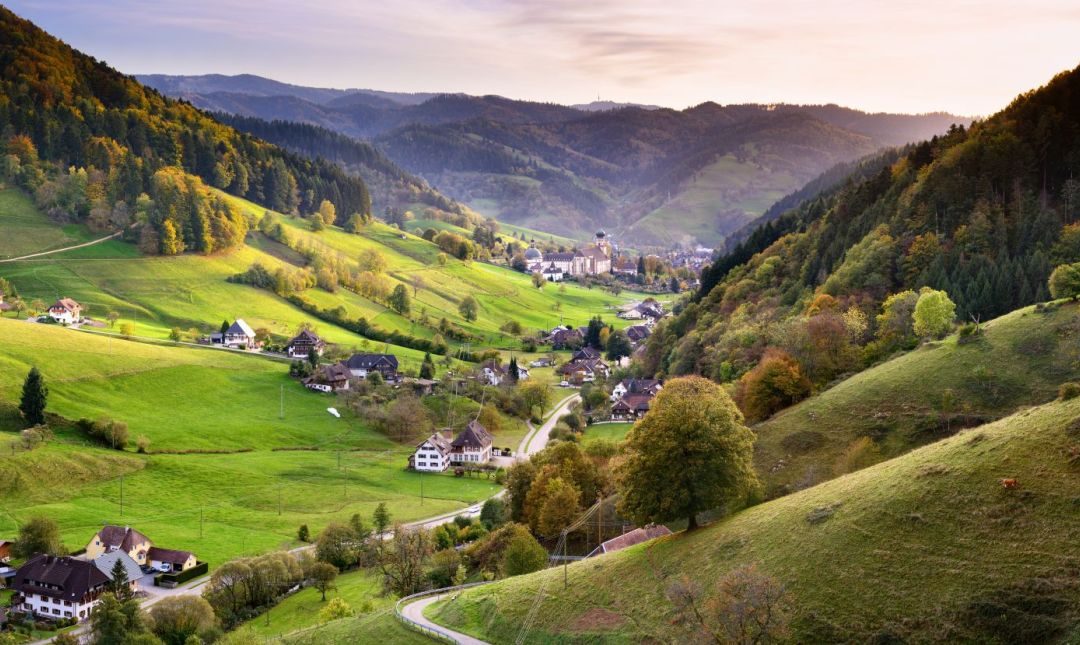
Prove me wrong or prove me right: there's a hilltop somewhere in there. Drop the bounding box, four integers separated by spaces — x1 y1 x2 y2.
141 73 968 246
422 393 1080 643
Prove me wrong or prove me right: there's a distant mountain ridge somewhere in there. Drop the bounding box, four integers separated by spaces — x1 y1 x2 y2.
142 73 970 246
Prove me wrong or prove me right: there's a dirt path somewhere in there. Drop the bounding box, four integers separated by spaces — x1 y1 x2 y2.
0 231 121 263
399 593 490 645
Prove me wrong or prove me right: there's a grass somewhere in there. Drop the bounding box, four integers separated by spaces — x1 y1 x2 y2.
277 610 427 644
427 395 1080 643
753 301 1080 496
244 568 394 639
580 422 633 446
0 188 97 259
0 320 501 567
626 153 799 246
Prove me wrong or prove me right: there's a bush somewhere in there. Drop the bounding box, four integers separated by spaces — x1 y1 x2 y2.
156 561 209 586
76 417 129 450
319 597 352 623
1059 382 1080 401
957 322 982 344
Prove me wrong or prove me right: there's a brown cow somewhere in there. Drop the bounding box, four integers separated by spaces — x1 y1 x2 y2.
1000 478 1019 489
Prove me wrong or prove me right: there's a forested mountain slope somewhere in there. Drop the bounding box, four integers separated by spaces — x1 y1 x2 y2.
648 64 1080 385
0 7 370 255
142 74 968 246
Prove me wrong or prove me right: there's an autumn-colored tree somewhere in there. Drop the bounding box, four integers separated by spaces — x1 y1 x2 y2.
737 349 812 422
618 376 759 530
535 476 581 537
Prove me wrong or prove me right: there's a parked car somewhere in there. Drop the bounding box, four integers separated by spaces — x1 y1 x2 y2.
559 380 570 387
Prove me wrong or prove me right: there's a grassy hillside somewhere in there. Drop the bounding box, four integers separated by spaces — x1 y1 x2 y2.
426 395 1080 643
755 301 1080 496
1 189 646 368
0 320 500 566
0 188 98 259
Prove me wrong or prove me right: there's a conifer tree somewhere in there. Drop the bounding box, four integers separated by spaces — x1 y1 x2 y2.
19 366 47 426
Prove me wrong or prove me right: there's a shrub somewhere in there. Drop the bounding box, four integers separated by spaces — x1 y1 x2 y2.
319 598 352 623
136 435 151 453
957 322 982 344
833 437 881 476
1059 382 1080 401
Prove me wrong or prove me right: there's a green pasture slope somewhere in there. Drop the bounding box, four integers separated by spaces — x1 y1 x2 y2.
0 188 99 259
427 395 1080 643
0 320 500 567
754 301 1080 496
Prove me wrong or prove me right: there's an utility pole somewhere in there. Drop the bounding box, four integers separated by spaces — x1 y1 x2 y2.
279 385 284 420
563 530 569 589
420 470 424 506
200 508 204 539
343 467 348 498
119 475 124 516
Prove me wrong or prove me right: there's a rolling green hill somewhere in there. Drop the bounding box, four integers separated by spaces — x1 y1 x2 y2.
423 394 1080 643
754 301 1080 496
0 319 501 567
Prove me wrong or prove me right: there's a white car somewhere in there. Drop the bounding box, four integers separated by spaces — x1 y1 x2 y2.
559 380 570 387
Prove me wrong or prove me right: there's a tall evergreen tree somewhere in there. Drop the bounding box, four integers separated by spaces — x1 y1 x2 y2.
508 356 520 383
19 366 47 426
419 353 435 380
109 558 133 602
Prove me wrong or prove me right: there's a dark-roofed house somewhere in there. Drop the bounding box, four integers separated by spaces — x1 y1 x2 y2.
410 431 453 472
587 525 672 557
286 329 326 359
344 353 399 382
450 420 493 465
147 547 197 573
610 393 654 421
549 327 583 350
85 525 153 565
572 347 601 362
558 358 610 384
12 555 110 622
611 378 662 402
47 297 81 325
304 362 352 392
625 325 651 344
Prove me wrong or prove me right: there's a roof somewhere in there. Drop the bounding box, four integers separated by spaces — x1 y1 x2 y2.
452 420 492 450
572 347 601 361
226 319 256 337
344 353 399 370
13 555 110 601
620 393 654 411
581 246 609 260
147 546 195 566
417 432 452 455
481 360 506 374
97 525 152 553
619 379 661 394
546 252 576 262
626 325 651 341
93 550 143 582
50 297 80 312
597 525 672 554
288 329 323 345
524 247 543 260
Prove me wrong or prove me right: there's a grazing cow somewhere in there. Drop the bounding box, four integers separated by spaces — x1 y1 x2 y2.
1000 478 1019 489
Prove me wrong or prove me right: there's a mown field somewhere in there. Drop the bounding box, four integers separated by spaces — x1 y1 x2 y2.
754 301 1080 496
426 395 1080 643
0 320 501 567
0 187 98 259
580 422 634 446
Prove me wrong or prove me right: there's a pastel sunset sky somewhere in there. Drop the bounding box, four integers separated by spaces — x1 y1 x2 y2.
8 0 1080 114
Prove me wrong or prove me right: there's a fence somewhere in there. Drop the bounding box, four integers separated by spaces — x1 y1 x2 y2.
394 581 495 643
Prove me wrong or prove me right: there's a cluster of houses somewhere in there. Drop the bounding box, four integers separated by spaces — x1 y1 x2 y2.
616 299 665 322
557 347 611 385
5 525 198 624
525 231 616 281
410 419 509 472
609 378 662 421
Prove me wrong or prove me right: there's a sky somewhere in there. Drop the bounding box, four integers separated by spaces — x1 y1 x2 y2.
8 0 1080 115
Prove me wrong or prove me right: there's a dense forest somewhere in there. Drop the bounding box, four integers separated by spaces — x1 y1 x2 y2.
0 7 371 254
213 113 469 218
645 64 1080 417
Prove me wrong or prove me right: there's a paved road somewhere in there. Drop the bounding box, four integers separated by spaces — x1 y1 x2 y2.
399 593 490 645
517 392 581 458
0 232 121 263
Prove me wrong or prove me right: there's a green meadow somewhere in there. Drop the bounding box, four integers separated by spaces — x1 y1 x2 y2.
0 188 98 259
0 320 502 566
580 422 634 446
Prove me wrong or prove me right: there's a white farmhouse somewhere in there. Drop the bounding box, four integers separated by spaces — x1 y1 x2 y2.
410 432 452 472
47 298 81 325
12 555 110 623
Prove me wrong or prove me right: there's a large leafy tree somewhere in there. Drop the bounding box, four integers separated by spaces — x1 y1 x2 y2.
912 287 957 338
19 366 48 426
1049 262 1080 300
13 516 64 559
618 376 759 530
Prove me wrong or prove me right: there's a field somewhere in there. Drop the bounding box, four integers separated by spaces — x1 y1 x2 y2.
754 301 1080 496
625 154 799 247
0 320 502 567
0 188 98 260
426 395 1080 643
580 422 633 446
